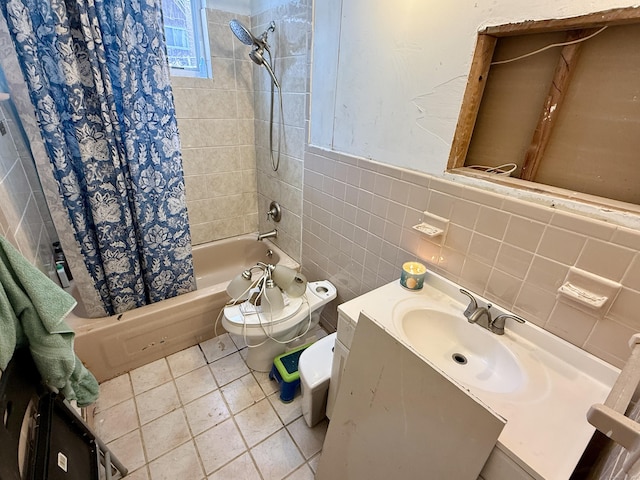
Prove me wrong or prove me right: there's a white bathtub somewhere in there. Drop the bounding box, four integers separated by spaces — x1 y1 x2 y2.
67 234 298 382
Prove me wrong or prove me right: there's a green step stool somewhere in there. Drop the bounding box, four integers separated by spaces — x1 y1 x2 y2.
269 342 313 403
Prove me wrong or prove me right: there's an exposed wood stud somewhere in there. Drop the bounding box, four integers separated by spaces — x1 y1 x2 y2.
520 28 599 181
446 34 497 170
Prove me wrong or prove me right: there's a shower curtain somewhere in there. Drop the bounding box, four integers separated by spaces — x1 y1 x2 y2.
0 0 195 315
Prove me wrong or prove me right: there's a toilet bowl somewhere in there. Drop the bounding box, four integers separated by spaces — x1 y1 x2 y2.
222 280 336 372
299 332 337 428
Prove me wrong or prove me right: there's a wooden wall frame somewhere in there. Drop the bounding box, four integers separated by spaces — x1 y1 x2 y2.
447 6 640 177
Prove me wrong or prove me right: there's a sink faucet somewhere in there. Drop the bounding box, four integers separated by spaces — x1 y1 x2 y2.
460 289 525 334
257 229 277 241
490 314 525 335
467 305 493 330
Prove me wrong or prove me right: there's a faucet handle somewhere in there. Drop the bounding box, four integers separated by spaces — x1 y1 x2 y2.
459 289 478 318
266 201 281 222
490 313 526 335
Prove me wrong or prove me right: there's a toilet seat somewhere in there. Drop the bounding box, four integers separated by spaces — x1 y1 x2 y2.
223 295 306 328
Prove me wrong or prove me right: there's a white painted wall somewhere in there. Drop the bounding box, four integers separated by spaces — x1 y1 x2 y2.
208 0 250 15
310 0 639 175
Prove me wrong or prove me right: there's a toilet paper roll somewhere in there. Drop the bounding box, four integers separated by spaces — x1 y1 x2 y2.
285 272 307 297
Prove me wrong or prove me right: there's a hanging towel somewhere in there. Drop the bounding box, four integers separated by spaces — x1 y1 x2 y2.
0 236 99 406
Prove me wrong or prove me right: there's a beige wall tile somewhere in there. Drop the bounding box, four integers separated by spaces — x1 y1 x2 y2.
576 239 635 282
513 284 556 327
461 185 504 209
612 226 640 250
474 206 510 240
608 287 640 329
502 197 553 223
536 226 586 265
545 302 598 347
503 216 544 253
426 191 454 219
550 211 615 241
525 255 568 293
584 318 636 368
467 233 500 266
443 224 472 253
623 255 640 291
438 247 466 278
486 269 522 307
459 257 492 294
494 244 533 280
450 199 480 229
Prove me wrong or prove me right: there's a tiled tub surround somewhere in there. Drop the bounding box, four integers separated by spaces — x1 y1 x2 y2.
172 9 259 246
302 146 640 368
174 2 311 261
252 1 313 262
93 333 325 480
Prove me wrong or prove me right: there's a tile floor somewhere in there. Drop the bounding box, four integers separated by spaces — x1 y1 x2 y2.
93 332 329 480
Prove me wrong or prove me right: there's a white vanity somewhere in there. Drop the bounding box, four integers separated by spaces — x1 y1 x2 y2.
322 271 619 480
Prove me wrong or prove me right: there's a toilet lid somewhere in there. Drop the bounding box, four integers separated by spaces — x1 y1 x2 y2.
223 296 306 327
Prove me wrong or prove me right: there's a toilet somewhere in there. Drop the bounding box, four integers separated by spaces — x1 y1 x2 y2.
299 332 337 428
222 280 336 372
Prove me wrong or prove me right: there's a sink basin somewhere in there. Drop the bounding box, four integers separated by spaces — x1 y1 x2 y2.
395 307 526 394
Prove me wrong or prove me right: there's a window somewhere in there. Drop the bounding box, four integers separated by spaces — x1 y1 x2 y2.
161 0 211 78
448 7 640 210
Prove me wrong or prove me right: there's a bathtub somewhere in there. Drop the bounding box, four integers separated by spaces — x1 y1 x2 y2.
66 234 298 382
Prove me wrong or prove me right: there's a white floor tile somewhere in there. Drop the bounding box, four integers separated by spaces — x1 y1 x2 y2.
234 398 283 447
209 352 250 386
174 365 217 405
148 440 204 480
94 398 139 444
285 463 315 480
195 418 246 474
221 374 265 414
167 345 207 378
228 332 248 350
251 429 304 480
184 390 230 436
123 467 150 480
286 417 328 459
207 452 260 480
141 409 191 461
308 453 321 473
136 381 181 425
96 373 132 413
252 370 279 396
106 429 146 472
200 334 238 363
268 392 303 425
94 341 324 480
130 358 172 395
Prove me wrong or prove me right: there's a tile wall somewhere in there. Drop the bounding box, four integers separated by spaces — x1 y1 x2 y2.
0 101 53 272
173 9 259 246
252 0 312 262
301 146 640 368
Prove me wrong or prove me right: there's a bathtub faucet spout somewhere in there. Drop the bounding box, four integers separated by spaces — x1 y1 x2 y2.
257 229 277 241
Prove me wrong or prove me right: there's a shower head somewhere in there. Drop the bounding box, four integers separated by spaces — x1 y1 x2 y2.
229 19 256 46
229 19 280 88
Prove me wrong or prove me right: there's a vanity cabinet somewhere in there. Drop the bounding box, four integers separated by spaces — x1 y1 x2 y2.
328 310 535 480
326 274 617 480
318 312 505 480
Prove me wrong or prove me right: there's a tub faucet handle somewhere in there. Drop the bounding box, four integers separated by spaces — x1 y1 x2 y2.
267 201 281 222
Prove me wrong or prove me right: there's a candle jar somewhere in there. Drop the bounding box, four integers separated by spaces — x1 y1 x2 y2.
400 262 426 290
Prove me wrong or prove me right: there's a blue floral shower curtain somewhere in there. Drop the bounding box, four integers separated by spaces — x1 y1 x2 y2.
1 0 196 315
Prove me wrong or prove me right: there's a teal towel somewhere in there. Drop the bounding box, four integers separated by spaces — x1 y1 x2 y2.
0 236 99 407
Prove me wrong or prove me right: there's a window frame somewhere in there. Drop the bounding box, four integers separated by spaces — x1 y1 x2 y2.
447 6 640 215
162 0 212 79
